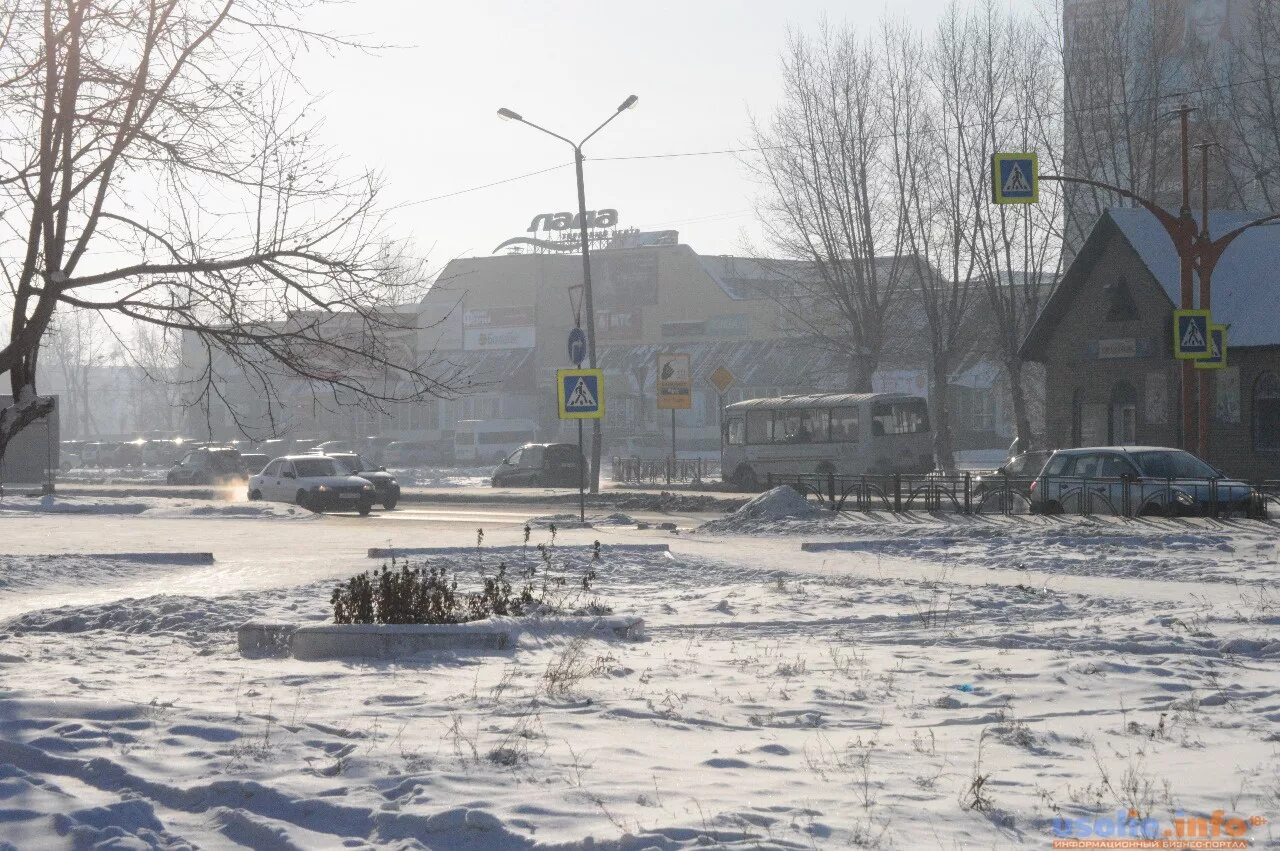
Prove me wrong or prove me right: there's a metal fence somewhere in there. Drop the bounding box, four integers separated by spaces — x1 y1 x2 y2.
611 456 716 486
765 472 1276 520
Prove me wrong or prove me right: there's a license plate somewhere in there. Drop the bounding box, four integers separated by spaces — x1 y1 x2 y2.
339 493 359 499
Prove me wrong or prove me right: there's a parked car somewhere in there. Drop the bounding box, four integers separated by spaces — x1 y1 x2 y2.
166 447 245 485
491 443 585 488
248 455 376 514
972 450 1053 497
78 442 117 468
326 452 400 509
1029 446 1256 516
239 453 270 475
313 440 353 455
258 438 292 457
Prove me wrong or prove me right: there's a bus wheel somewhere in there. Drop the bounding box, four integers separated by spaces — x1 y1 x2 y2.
732 465 759 491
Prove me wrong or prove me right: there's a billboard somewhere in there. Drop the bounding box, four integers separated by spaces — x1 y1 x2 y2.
656 353 692 410
463 306 535 351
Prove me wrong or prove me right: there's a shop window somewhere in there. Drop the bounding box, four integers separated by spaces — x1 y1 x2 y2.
1253 372 1280 451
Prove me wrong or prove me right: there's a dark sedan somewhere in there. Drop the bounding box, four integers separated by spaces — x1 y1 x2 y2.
326 452 401 509
491 443 585 488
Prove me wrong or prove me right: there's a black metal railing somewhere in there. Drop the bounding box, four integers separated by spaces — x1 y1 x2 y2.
611 456 715 485
764 472 1272 520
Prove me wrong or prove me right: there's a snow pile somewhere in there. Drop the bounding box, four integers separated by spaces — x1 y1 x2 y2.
0 494 314 519
387 465 493 488
698 485 821 533
526 511 636 528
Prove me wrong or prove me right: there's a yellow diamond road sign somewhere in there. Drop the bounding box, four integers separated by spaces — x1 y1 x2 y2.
709 366 735 395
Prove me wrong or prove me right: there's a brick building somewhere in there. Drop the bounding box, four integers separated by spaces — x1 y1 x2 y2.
1021 207 1280 479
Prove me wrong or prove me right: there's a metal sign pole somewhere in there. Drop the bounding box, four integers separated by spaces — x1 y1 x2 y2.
578 419 585 523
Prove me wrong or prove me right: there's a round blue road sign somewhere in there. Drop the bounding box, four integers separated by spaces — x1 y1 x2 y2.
567 327 587 367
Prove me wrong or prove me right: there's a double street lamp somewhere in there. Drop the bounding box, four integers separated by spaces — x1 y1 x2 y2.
497 95 639 494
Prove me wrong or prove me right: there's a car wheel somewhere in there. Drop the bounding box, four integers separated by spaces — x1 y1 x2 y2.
358 502 372 516
249 489 262 501
382 496 398 510
296 489 317 512
166 473 178 485
192 472 210 486
732 464 759 491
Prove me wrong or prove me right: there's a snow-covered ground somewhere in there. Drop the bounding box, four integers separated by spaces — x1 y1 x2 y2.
1 501 1279 848
386 466 495 489
0 494 313 520
57 467 168 485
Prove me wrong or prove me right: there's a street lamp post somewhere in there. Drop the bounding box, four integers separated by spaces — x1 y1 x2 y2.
497 95 638 494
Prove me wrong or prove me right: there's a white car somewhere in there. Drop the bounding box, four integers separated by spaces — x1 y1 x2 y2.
248 455 376 514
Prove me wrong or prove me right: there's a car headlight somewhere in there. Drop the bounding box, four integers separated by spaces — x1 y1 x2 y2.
316 484 330 492
362 484 374 491
389 479 397 486
1173 490 1195 506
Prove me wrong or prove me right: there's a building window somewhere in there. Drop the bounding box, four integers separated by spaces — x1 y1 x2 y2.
1104 275 1139 321
1253 372 1280 451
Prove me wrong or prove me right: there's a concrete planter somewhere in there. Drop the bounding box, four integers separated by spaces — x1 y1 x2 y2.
238 614 644 662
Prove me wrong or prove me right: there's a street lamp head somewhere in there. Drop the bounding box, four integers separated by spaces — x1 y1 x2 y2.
497 107 522 122
617 94 639 112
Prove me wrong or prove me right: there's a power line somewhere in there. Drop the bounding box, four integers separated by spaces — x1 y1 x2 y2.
591 73 1280 164
392 161 573 210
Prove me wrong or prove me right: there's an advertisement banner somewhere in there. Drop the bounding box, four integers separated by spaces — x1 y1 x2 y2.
463 306 536 350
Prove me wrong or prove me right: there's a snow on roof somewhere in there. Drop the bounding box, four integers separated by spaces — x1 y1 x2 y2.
725 392 916 411
1109 207 1280 347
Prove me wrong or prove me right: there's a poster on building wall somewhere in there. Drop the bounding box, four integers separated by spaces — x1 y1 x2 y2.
595 309 642 340
463 306 536 350
1214 366 1241 424
594 253 659 308
1144 372 1168 425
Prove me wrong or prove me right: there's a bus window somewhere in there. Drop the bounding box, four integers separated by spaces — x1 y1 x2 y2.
800 409 829 443
726 417 746 446
746 410 772 444
830 407 859 442
871 399 931 436
774 411 803 443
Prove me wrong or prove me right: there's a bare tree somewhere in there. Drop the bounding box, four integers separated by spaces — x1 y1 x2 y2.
963 1 1063 450
749 22 909 392
883 14 982 471
0 0 464 462
42 307 114 438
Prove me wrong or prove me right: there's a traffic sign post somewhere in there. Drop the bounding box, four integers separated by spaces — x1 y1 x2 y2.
707 366 735 478
1195 325 1227 370
992 153 1039 204
557 367 603 522
1173 309 1212 360
657 354 692 463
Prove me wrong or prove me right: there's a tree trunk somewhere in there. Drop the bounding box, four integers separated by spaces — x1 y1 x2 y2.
847 355 875 393
1006 358 1033 450
931 354 955 472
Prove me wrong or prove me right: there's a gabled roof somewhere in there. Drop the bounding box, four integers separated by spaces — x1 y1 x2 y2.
1022 207 1280 361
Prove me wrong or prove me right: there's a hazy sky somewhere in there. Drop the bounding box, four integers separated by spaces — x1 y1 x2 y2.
295 0 954 271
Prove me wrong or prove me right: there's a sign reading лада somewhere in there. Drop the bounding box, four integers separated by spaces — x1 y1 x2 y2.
656 353 692 410
557 368 604 420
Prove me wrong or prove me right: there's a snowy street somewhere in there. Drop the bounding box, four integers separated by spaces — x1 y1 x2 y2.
2 492 1278 849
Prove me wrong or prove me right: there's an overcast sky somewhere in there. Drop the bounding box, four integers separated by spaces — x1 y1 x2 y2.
295 0 955 271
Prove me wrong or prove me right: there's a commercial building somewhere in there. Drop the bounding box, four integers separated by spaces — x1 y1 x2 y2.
1021 207 1280 478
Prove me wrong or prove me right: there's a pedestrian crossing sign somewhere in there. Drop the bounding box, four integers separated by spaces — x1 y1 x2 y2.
1173 309 1212 359
557 368 604 420
1195 324 1227 370
991 152 1039 204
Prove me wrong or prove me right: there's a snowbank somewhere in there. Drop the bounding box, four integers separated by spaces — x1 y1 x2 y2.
0 494 314 519
698 485 821 533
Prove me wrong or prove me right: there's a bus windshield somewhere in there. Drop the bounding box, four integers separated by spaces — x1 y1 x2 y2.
871 399 930 436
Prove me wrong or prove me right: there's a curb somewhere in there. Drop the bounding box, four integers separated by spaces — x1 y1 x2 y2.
27 552 215 564
366 543 671 558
